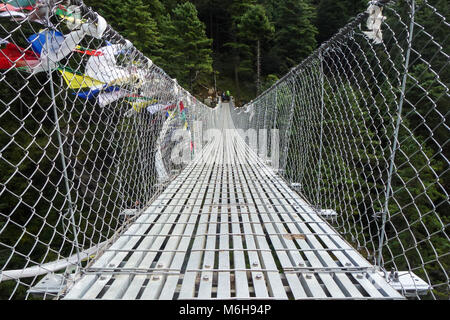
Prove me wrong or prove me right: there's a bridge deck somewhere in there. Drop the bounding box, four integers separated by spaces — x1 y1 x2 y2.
63 104 403 300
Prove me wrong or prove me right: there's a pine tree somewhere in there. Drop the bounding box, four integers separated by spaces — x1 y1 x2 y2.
160 0 187 12
82 0 125 30
161 2 213 91
158 13 183 76
225 0 256 98
83 0 162 58
142 0 166 23
274 0 317 74
122 0 161 57
238 4 274 95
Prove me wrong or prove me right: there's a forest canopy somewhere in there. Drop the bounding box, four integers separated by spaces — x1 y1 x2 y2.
83 0 370 105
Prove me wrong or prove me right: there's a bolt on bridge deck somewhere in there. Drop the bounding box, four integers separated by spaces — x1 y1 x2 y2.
63 104 403 300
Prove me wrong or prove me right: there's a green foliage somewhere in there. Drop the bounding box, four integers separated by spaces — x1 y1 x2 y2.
84 0 161 59
159 2 213 90
273 0 318 73
261 74 279 92
238 4 274 42
237 4 274 94
316 0 366 43
122 0 161 55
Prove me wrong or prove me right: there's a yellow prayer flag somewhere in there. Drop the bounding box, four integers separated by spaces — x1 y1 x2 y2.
128 99 158 113
59 69 104 89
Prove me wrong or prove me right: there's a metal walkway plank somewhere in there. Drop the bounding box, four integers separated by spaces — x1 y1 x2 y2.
63 104 404 300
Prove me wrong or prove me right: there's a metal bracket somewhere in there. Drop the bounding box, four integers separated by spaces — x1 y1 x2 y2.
119 209 138 223
27 273 72 298
290 182 302 190
318 209 338 220
379 270 431 296
119 209 138 217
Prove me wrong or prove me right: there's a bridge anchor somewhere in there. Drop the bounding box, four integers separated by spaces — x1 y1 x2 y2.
28 271 75 299
378 270 431 297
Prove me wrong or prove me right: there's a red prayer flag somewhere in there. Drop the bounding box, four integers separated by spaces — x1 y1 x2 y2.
0 42 40 69
0 3 35 11
164 103 176 111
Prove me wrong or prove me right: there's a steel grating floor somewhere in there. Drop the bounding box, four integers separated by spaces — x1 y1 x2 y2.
63 104 404 300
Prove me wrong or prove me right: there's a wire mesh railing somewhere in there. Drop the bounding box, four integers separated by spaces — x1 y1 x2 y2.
0 0 448 301
0 0 215 299
231 0 449 299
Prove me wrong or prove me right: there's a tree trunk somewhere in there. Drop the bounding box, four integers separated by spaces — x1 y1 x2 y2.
256 39 261 95
231 30 241 99
234 55 241 99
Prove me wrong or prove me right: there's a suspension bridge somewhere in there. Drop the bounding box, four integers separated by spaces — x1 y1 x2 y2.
0 0 448 300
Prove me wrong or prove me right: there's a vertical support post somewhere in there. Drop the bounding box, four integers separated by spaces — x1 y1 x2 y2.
269 88 279 167
189 97 194 161
263 95 269 130
271 128 280 170
256 39 261 95
272 88 278 130
261 96 269 160
281 77 297 176
115 161 124 215
316 54 325 209
255 99 262 154
45 6 81 271
194 118 203 160
134 110 145 208
377 0 415 267
259 129 267 160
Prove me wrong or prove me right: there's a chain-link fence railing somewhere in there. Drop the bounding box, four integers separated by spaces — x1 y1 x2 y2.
231 0 449 299
0 0 215 299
